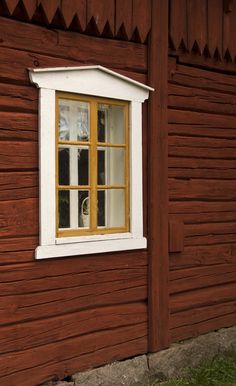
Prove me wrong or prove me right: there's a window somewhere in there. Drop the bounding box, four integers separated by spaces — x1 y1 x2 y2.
29 66 153 259
57 94 129 237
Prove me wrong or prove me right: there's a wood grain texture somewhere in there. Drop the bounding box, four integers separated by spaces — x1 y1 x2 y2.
0 0 151 43
0 324 147 386
148 0 169 351
170 244 236 270
170 63 236 94
168 59 236 346
115 0 132 39
132 0 151 43
61 0 85 30
207 0 223 58
0 17 147 74
0 303 147 355
0 171 38 201
87 0 115 35
171 302 236 341
169 0 187 50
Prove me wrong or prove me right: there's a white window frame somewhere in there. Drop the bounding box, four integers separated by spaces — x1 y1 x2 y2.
29 65 153 259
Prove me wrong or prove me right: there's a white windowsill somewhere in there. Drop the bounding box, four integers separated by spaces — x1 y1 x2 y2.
36 236 147 259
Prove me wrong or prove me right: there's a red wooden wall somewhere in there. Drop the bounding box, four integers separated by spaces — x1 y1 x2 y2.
168 57 236 342
1 0 236 60
0 0 236 385
0 16 149 386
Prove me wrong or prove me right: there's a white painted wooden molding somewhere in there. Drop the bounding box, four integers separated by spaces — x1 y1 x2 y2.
29 65 153 259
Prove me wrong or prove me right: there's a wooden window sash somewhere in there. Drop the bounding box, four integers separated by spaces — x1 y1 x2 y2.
56 92 129 237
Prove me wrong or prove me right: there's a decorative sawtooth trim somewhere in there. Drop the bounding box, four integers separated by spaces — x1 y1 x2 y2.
0 0 150 43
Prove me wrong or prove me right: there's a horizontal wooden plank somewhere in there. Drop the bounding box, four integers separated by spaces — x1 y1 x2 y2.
0 112 37 141
171 299 236 329
0 198 38 238
0 323 147 385
0 280 147 326
169 167 236 180
169 156 236 170
0 302 147 355
171 282 236 313
0 264 147 297
0 17 147 74
185 233 236 246
169 210 236 225
0 250 147 281
169 145 236 159
185 222 236 237
169 200 236 214
0 251 147 324
169 124 236 140
169 109 236 129
0 171 38 200
170 63 236 93
170 264 236 294
0 236 37 253
0 83 37 113
0 250 34 265
0 141 37 170
170 305 236 342
58 31 147 72
171 311 236 342
169 83 236 116
169 135 236 149
169 179 236 201
170 244 236 270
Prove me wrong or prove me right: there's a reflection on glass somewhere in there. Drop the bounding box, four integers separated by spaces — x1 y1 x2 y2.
79 191 90 228
59 104 70 140
97 104 125 144
76 104 89 141
58 190 70 228
97 147 125 185
98 189 125 228
59 147 69 185
59 99 90 141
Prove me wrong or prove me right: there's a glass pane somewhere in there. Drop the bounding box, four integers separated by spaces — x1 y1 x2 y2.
97 147 125 185
59 147 69 185
59 98 90 141
97 190 106 227
97 104 125 144
97 149 105 185
78 148 89 185
79 191 90 228
58 190 70 228
97 189 125 228
59 146 89 186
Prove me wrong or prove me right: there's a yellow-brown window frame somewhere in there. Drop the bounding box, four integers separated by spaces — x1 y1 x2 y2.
56 92 129 237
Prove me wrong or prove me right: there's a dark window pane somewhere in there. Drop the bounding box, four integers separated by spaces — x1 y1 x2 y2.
98 190 106 227
98 109 106 142
59 148 70 185
97 150 105 185
78 148 89 185
58 190 70 228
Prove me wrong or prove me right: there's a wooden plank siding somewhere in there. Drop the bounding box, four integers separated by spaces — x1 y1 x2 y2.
0 15 149 386
0 0 151 43
168 57 236 342
169 0 236 62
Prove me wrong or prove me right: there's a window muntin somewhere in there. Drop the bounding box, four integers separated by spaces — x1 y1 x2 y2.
56 93 129 237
